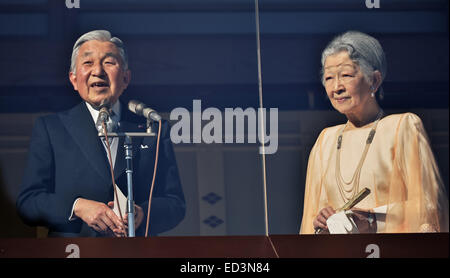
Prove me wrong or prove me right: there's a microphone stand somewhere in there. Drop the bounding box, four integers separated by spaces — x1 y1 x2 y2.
99 129 156 237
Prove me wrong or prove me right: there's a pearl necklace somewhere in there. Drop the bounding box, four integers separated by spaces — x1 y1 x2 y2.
335 109 384 204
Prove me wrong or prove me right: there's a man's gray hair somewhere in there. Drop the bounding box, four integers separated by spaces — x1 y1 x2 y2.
70 30 128 74
320 31 387 88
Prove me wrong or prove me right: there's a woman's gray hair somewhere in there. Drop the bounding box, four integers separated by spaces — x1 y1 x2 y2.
70 30 128 74
320 31 387 91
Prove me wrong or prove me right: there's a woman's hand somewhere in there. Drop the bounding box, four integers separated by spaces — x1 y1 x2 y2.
313 206 336 232
349 208 377 233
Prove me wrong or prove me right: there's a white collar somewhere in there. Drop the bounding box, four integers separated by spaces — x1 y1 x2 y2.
85 100 121 124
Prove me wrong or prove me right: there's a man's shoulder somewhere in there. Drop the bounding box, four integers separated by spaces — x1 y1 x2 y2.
57 102 87 116
34 102 85 126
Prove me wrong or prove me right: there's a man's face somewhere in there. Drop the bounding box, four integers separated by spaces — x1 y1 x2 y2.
69 40 131 108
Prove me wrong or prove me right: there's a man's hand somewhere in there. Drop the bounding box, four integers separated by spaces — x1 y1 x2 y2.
107 202 144 234
313 206 336 232
125 204 144 230
74 198 125 236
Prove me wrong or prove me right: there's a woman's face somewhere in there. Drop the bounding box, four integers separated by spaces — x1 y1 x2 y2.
323 51 373 117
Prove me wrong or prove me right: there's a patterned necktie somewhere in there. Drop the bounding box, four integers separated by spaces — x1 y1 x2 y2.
103 111 118 146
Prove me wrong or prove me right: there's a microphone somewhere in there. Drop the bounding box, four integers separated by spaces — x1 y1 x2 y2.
128 100 162 121
95 100 111 132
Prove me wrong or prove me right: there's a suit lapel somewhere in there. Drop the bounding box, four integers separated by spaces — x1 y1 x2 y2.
59 102 149 192
59 103 111 184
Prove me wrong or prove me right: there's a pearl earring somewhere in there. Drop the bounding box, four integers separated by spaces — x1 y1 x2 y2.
370 86 375 98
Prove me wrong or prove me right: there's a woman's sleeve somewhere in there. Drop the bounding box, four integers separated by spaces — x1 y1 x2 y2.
387 113 449 232
299 129 327 234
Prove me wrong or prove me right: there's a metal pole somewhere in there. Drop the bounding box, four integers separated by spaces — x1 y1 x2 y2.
124 135 135 237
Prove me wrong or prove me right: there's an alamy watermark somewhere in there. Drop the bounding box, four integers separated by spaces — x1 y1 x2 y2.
170 100 279 155
66 0 80 9
365 0 380 9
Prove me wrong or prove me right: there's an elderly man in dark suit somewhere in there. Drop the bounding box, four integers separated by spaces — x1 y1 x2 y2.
16 30 185 237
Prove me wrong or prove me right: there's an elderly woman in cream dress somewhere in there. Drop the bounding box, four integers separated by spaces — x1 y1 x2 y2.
300 31 449 234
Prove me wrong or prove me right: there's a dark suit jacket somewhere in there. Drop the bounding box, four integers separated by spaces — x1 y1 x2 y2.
16 102 185 237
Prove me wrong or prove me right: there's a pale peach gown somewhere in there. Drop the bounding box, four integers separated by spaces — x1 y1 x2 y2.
300 113 449 234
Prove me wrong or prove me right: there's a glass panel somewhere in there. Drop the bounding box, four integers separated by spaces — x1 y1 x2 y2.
0 0 266 237
258 0 449 235
0 14 48 35
0 0 46 3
